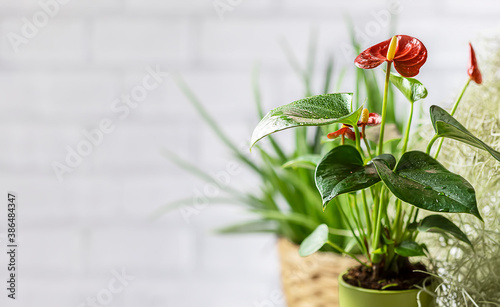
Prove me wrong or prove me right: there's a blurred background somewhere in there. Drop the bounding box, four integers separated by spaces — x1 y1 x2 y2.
0 0 498 306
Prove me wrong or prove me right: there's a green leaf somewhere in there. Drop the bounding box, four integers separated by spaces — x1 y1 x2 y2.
430 105 500 162
371 246 387 255
389 72 428 103
251 93 363 148
315 145 396 209
395 240 426 257
216 220 277 234
299 224 329 257
418 215 472 246
282 154 322 170
372 151 482 220
173 75 263 175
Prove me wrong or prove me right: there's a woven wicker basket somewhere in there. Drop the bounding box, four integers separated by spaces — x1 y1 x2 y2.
278 237 358 307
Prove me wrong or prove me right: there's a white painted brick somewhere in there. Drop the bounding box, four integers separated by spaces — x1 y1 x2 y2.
87 225 196 273
281 0 387 12
0 19 86 62
62 0 124 11
89 122 192 175
0 72 51 117
0 0 122 11
17 228 84 275
140 277 281 307
46 71 123 117
200 19 312 65
120 277 180 307
196 207 279 275
0 2 498 306
0 274 135 307
122 175 199 218
125 0 211 13
0 123 84 175
172 71 259 118
0 0 47 11
91 19 189 63
0 71 122 124
0 175 83 226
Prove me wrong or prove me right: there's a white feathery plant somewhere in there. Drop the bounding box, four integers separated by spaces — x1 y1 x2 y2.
419 33 500 306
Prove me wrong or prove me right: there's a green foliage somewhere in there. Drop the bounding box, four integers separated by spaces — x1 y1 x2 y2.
395 240 426 257
299 224 329 256
373 151 481 220
282 154 321 170
159 31 362 251
163 24 500 288
416 215 472 246
315 145 396 208
250 93 362 148
248 30 500 284
430 105 500 162
388 73 428 103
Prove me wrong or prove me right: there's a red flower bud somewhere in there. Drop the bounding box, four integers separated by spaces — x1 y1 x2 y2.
468 43 482 84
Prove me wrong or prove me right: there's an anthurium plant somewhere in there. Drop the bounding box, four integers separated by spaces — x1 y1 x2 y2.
251 35 499 290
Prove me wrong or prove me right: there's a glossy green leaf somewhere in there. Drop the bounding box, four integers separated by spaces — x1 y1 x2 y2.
395 240 425 257
282 154 322 170
299 224 329 257
430 105 500 162
389 73 428 103
418 215 472 246
251 93 363 148
372 151 482 220
315 145 396 208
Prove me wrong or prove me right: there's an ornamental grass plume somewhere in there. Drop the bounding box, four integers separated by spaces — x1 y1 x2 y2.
419 34 500 306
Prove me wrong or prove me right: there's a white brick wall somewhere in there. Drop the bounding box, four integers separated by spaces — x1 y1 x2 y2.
0 0 498 306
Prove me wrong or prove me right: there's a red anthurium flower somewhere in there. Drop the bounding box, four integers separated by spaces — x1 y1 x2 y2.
468 43 482 84
327 125 361 141
358 109 381 127
355 35 427 78
345 109 381 128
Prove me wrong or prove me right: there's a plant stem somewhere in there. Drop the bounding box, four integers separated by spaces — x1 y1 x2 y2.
377 62 393 156
349 195 369 258
433 78 471 158
362 126 374 160
339 198 368 259
354 69 360 112
371 188 379 228
450 79 472 116
390 102 416 243
326 240 368 267
371 186 386 262
401 102 414 154
353 124 363 158
426 135 439 155
392 199 403 242
361 190 372 236
404 206 416 235
412 208 420 232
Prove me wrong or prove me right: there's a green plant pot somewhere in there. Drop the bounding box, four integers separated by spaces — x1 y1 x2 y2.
338 273 432 307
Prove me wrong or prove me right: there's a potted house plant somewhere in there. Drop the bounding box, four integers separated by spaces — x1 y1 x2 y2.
250 34 500 306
